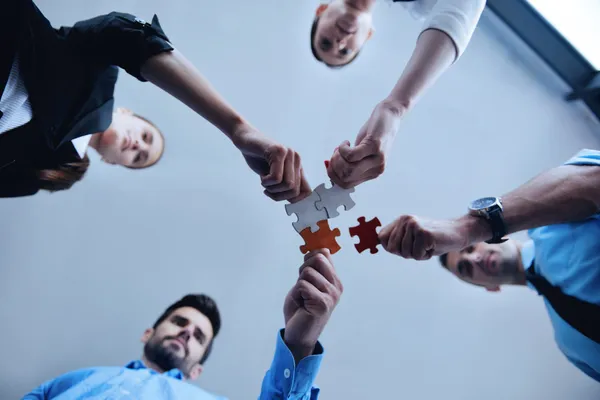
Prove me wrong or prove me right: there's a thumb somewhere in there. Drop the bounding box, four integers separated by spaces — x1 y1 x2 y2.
338 140 375 163
354 123 369 146
377 222 393 250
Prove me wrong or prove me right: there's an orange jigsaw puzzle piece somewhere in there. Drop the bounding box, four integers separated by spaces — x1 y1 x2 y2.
299 220 341 255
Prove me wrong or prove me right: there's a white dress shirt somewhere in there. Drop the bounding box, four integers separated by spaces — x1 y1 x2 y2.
0 55 91 159
388 0 487 60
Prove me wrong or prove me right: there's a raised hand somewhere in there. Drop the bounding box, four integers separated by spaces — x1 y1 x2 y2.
283 249 343 361
326 101 402 189
232 126 311 203
379 215 478 260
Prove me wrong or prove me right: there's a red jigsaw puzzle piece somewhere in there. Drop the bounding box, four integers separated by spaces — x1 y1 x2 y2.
299 220 341 255
349 216 382 254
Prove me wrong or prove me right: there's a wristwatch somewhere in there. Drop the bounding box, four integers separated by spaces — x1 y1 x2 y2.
468 197 507 244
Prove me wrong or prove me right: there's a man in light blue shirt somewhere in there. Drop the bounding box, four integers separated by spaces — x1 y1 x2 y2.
23 249 343 399
376 149 600 382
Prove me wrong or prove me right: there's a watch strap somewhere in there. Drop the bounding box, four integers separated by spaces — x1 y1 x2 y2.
485 207 507 244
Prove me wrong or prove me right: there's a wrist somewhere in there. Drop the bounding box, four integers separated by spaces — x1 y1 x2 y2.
285 342 316 363
283 330 317 362
455 214 493 246
226 117 251 142
381 96 410 117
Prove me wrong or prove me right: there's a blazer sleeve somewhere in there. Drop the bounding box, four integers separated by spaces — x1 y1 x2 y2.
0 173 40 198
55 12 175 82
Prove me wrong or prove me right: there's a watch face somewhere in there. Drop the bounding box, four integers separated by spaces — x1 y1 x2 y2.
471 197 496 210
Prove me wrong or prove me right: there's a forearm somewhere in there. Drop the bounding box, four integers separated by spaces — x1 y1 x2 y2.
385 29 457 110
140 49 248 140
501 164 600 232
462 163 600 243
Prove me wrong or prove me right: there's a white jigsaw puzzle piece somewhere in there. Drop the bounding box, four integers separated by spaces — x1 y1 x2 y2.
314 182 356 218
284 191 328 233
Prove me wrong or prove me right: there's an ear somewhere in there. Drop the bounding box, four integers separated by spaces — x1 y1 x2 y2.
188 364 203 381
316 4 328 17
367 27 375 41
486 286 501 292
115 107 134 115
140 328 154 344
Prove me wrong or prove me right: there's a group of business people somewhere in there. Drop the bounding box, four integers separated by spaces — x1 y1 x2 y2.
5 0 599 398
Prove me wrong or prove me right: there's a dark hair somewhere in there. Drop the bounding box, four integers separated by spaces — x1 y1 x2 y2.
310 16 361 68
38 154 90 192
153 294 222 365
439 253 448 269
126 113 166 170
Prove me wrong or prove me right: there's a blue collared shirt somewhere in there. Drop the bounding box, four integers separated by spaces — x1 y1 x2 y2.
23 329 323 399
520 149 600 382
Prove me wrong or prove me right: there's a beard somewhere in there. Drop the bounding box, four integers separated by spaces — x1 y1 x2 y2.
143 336 189 374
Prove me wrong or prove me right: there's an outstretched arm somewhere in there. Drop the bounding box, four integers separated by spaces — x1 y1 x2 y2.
257 250 343 399
59 11 309 202
379 149 600 259
464 149 600 243
387 0 487 110
327 0 487 189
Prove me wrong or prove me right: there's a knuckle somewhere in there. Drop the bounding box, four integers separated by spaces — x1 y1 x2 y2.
341 166 353 179
297 279 310 291
313 253 327 264
300 266 316 279
271 145 286 159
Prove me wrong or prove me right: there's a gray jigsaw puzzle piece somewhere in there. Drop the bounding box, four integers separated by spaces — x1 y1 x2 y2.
314 182 356 218
285 191 328 233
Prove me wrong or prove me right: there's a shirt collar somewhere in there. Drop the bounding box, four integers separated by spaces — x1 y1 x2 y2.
125 360 185 380
520 240 536 291
520 240 535 271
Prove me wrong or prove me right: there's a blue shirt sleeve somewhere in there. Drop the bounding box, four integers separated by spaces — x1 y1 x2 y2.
564 149 600 167
258 329 324 400
22 369 96 399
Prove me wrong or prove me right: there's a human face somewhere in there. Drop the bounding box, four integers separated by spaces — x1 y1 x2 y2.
313 1 375 66
94 108 164 168
443 240 522 291
141 307 214 380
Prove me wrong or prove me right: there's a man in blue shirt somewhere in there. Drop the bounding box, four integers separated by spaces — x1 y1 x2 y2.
376 149 600 382
23 249 343 399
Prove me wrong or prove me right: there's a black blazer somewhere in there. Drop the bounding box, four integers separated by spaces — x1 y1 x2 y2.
0 0 173 197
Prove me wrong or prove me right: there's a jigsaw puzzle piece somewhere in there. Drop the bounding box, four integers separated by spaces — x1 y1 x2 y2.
285 191 328 233
299 220 341 255
349 216 382 254
314 182 356 219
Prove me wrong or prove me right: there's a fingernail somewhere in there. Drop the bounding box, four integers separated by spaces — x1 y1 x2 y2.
324 160 330 168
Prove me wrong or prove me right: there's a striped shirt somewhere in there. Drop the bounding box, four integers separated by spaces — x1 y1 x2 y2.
0 55 91 158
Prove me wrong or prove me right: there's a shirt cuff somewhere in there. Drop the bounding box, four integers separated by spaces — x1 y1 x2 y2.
267 329 324 398
564 149 600 167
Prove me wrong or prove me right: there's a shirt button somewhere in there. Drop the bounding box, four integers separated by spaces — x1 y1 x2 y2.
284 368 291 378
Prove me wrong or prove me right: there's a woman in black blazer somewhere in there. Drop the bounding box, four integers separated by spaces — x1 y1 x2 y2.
0 0 310 202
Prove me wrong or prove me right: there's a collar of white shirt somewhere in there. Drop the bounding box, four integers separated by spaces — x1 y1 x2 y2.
71 134 92 159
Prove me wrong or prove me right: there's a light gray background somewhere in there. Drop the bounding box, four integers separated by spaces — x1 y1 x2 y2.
1 1 599 399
